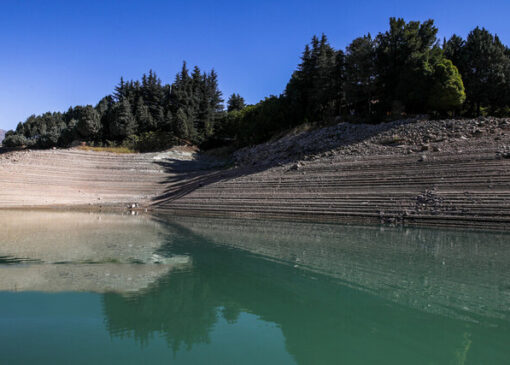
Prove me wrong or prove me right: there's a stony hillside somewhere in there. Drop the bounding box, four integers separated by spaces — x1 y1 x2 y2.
1 117 510 229
154 117 510 229
234 117 510 166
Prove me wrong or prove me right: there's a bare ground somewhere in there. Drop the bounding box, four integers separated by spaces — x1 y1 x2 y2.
2 118 510 229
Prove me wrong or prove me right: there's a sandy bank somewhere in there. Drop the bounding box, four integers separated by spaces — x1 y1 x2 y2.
1 118 510 229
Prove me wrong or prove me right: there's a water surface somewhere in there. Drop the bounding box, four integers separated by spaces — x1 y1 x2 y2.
0 211 509 364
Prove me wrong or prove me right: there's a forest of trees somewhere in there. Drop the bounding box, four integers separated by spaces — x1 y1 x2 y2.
4 18 510 150
4 63 225 150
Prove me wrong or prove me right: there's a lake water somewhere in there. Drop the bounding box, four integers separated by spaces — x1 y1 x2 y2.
0 211 509 364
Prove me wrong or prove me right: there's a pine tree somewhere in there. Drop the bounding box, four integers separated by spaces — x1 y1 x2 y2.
109 99 137 138
174 108 190 140
285 34 341 123
345 34 376 116
461 28 509 114
375 18 443 114
227 93 246 112
113 77 126 101
75 105 101 138
135 97 155 132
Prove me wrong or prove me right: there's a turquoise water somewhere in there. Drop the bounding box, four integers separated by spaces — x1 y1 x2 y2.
0 211 509 364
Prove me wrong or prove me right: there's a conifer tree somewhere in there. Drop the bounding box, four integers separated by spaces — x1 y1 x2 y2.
75 105 101 138
135 97 155 132
227 93 246 112
345 34 376 116
460 28 509 114
174 108 190 140
109 99 137 138
113 77 126 101
375 18 442 114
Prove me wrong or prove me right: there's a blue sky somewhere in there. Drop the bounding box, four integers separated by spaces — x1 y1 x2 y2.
1 0 509 130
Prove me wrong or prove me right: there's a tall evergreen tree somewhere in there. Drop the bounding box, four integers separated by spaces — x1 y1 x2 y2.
75 105 101 138
345 34 377 116
459 28 509 114
109 99 137 138
285 34 343 122
113 77 126 101
135 97 156 132
375 18 442 114
174 108 191 140
227 93 246 112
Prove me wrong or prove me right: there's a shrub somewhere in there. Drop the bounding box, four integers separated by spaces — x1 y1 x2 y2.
2 134 29 147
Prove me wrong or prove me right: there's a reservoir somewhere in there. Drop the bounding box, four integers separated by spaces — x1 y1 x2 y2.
0 211 509 364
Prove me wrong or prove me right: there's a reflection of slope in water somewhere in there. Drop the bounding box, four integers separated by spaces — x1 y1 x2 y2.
102 221 510 365
165 215 510 321
0 264 176 293
0 211 191 293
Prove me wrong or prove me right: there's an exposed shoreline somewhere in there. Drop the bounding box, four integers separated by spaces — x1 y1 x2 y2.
1 118 510 230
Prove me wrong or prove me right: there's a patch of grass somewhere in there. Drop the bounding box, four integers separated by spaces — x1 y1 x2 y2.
77 146 136 154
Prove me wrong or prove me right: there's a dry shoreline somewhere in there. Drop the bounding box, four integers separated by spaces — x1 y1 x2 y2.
1 118 510 230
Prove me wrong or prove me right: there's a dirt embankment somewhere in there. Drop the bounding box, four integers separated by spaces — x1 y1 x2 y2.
0 147 196 208
1 118 510 228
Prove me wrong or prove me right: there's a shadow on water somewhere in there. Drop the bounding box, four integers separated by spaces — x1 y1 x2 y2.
102 217 510 365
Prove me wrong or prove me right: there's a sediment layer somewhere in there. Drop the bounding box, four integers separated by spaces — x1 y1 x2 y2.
1 118 510 228
0 148 167 207
154 118 510 229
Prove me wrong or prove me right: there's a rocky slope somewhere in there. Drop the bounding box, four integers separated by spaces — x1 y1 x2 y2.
1 118 510 229
154 117 510 229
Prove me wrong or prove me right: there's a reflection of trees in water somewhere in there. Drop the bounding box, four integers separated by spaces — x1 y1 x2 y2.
169 217 510 320
101 221 510 364
102 270 219 352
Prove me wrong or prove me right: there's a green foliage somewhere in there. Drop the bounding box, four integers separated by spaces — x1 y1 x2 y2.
428 59 466 112
345 34 377 116
2 133 28 147
285 34 343 123
123 131 178 152
227 93 246 112
220 96 289 146
109 99 137 139
174 108 193 140
445 27 510 115
375 18 443 114
4 18 510 152
75 105 101 138
3 62 227 150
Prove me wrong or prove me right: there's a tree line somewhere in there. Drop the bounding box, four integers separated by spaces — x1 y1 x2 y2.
4 18 510 149
220 18 510 146
4 64 225 150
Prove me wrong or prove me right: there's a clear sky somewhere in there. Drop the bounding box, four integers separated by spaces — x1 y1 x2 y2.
1 0 509 130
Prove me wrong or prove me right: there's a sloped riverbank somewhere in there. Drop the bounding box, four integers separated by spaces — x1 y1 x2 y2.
1 118 510 229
